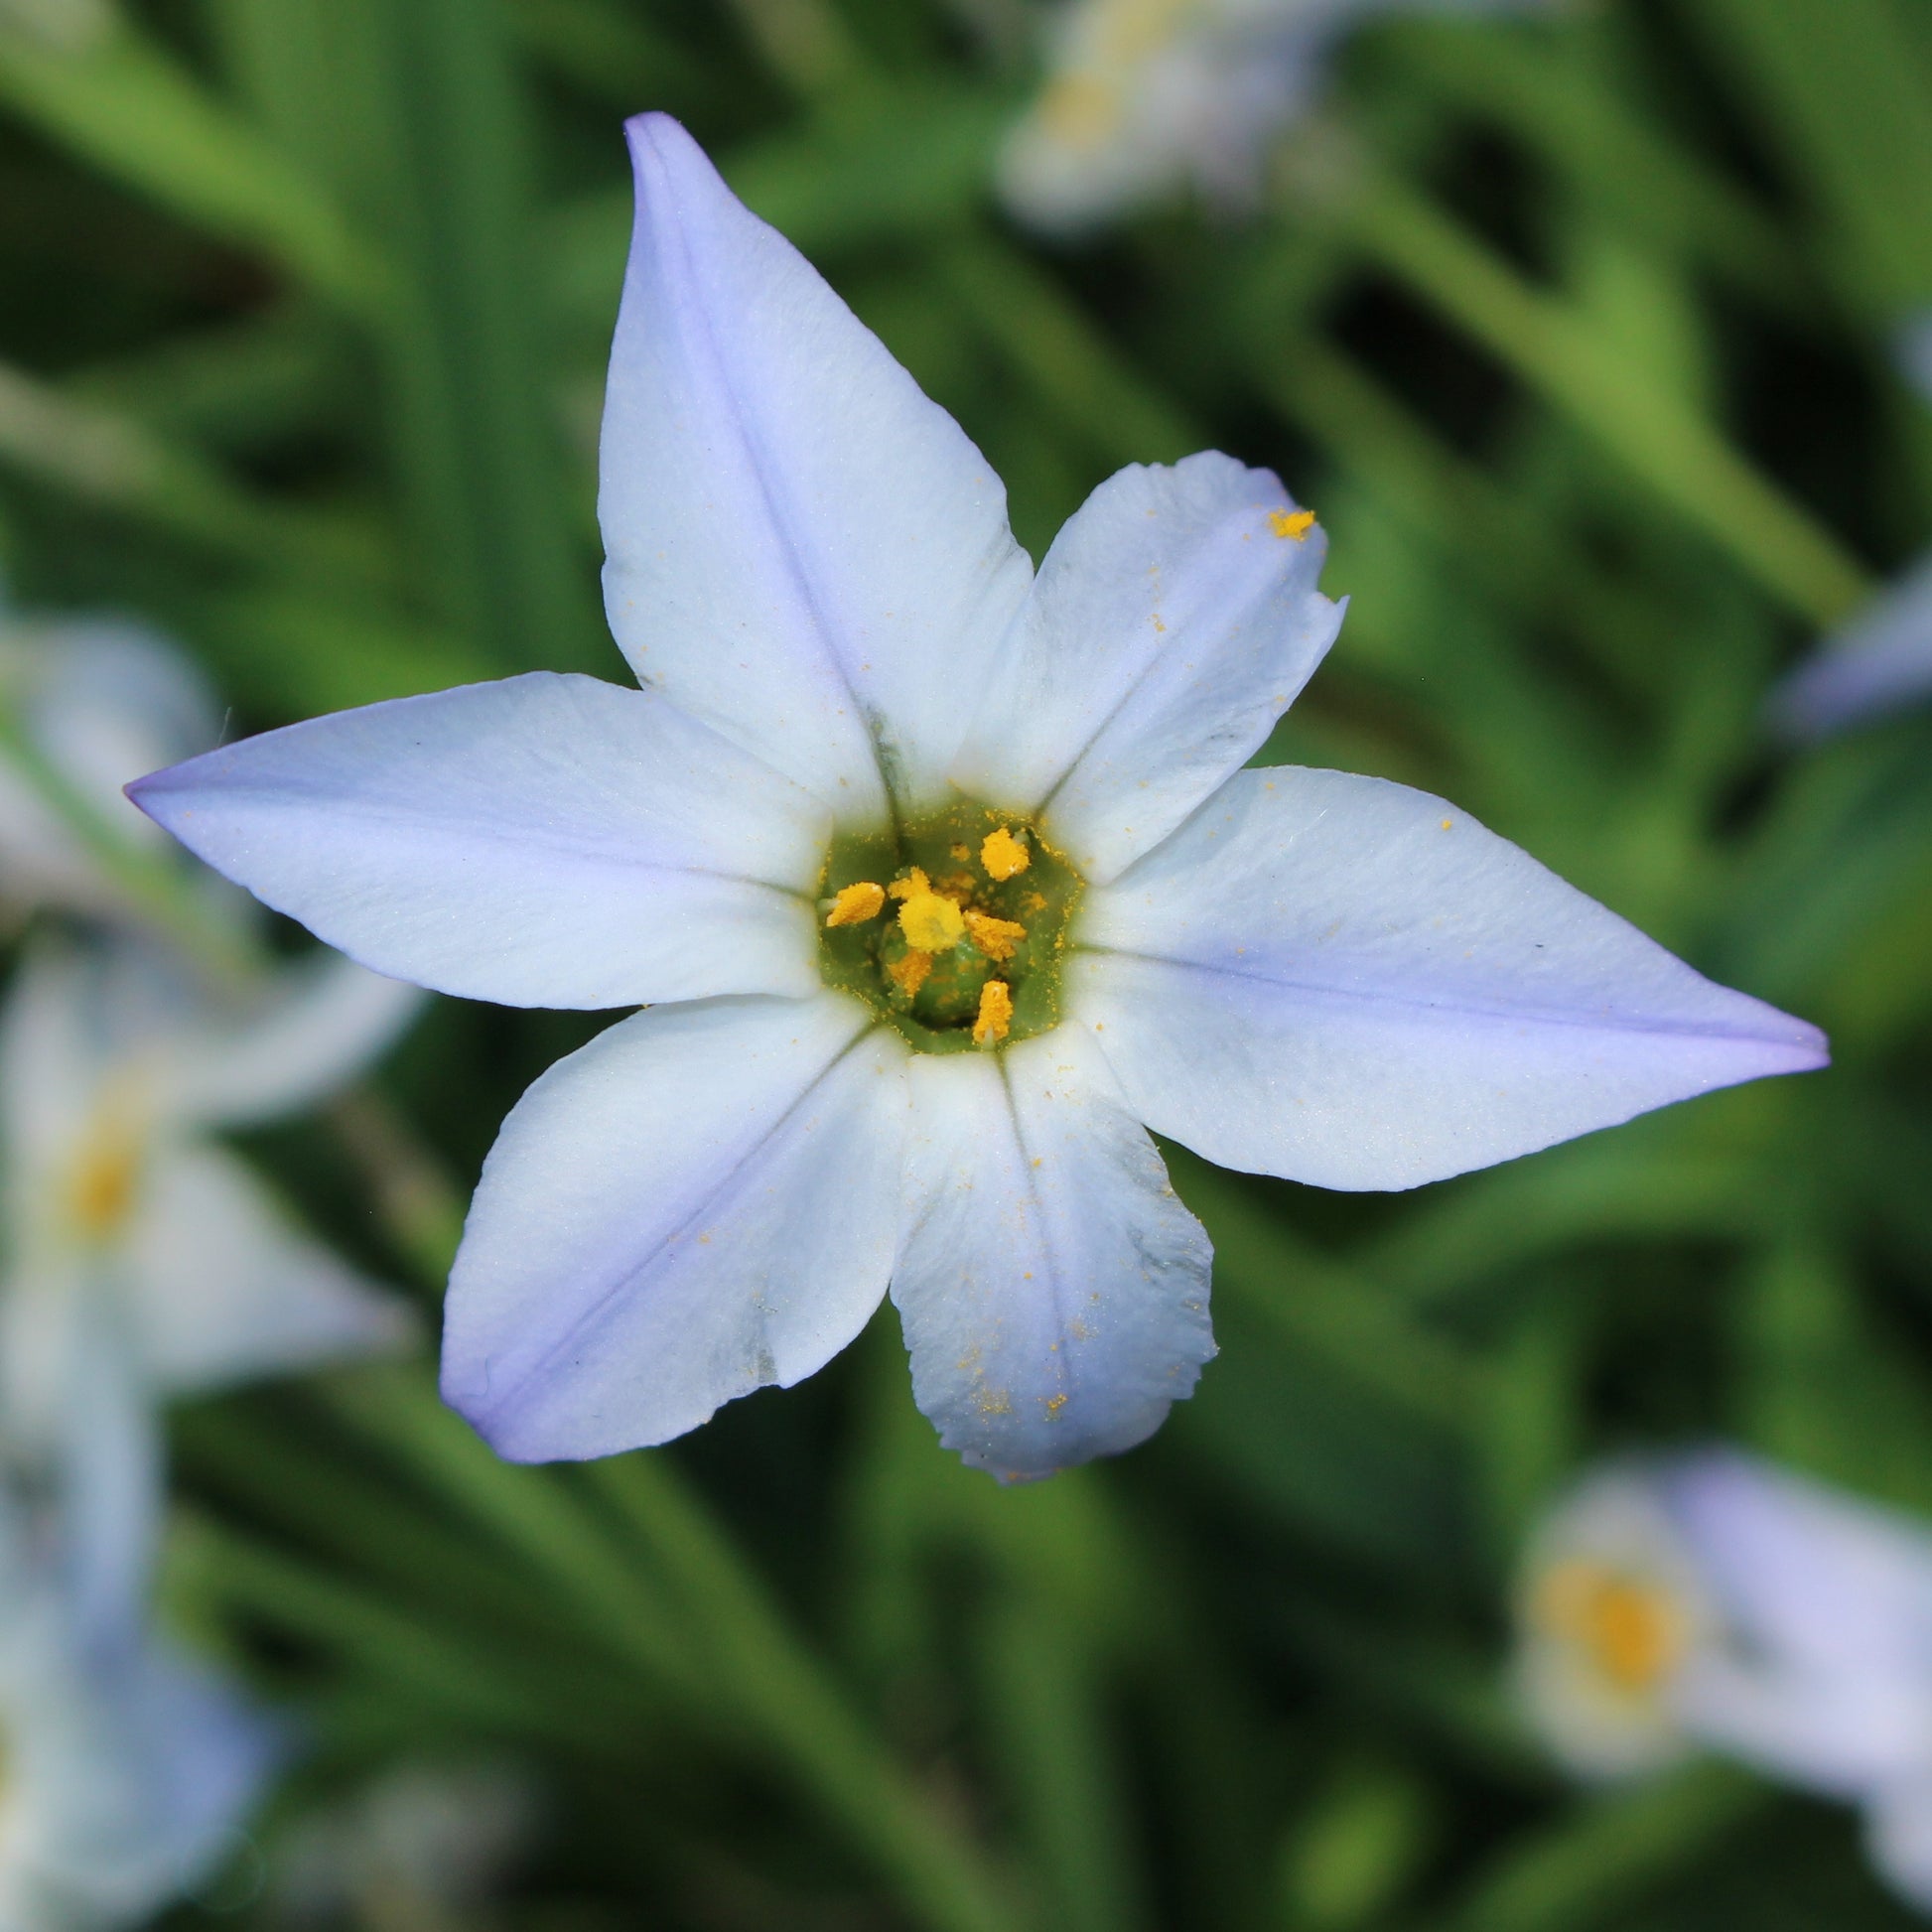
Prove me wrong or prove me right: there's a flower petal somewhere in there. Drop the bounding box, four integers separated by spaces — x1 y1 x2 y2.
123 1144 412 1393
168 952 421 1128
892 1029 1214 1481
1863 1779 1932 1914
601 114 1034 817
443 992 906 1462
129 673 827 1009
1077 767 1828 1191
0 618 217 916
1768 551 1932 739
950 454 1341 883
1663 1451 1932 1796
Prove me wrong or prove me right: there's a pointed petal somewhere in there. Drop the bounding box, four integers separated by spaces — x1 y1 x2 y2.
1077 768 1828 1191
169 952 421 1127
1664 1451 1932 1795
892 1029 1213 1481
951 454 1341 883
1769 552 1932 739
443 992 905 1462
601 114 1034 816
130 673 828 1010
123 1145 413 1393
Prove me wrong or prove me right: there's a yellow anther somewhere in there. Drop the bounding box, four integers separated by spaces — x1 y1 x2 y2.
887 950 933 999
1534 1562 1684 1695
1039 73 1120 149
973 980 1014 1047
965 909 1027 963
898 891 966 954
887 868 929 900
981 827 1030 881
67 1135 140 1240
824 881 885 927
1269 508 1316 541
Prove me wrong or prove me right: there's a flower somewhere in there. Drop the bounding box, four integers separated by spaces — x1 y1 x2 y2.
1770 312 1932 737
998 0 1551 233
1518 1450 1932 1914
0 607 220 925
0 1492 281 1931
131 115 1824 1481
0 929 419 1585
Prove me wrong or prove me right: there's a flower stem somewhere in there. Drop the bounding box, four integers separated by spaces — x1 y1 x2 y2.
590 1451 1029 1932
326 1367 1026 1932
1333 167 1871 627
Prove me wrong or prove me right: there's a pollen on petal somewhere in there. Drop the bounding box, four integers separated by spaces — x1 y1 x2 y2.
965 909 1028 963
888 950 933 999
973 980 1014 1047
825 881 886 927
1269 508 1316 541
981 827 1031 881
899 890 967 953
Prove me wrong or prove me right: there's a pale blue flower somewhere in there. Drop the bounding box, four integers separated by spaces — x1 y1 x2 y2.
132 117 1823 1480
998 0 1555 232
1771 312 1932 738
1519 1450 1932 1915
0 1492 280 1932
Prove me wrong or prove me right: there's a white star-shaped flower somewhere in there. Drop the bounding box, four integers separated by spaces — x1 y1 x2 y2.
998 0 1554 232
1518 1450 1932 1914
0 932 419 1530
133 116 1822 1481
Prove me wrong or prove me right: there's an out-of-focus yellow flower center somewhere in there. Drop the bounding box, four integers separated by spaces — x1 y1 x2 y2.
63 1122 143 1243
1533 1560 1687 1695
816 803 1081 1054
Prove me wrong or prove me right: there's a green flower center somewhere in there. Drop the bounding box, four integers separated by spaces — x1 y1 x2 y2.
815 800 1084 1054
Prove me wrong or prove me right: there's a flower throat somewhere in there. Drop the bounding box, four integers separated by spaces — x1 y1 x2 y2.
816 801 1084 1054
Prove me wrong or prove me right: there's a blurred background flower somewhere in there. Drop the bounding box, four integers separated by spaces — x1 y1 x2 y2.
0 0 1930 1927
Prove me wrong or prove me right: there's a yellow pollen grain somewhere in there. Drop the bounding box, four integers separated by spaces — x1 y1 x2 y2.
950 843 972 862
898 891 966 953
887 867 929 900
1043 1393 1068 1419
824 881 885 927
973 980 1014 1047
981 827 1030 881
887 950 933 999
965 909 1028 963
1269 507 1316 541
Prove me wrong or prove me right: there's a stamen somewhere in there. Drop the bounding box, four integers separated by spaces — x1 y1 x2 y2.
825 881 886 927
898 890 967 953
888 950 933 999
973 980 1014 1047
1269 508 1316 541
68 1136 140 1240
981 827 1031 881
965 910 1027 963
1534 1561 1684 1694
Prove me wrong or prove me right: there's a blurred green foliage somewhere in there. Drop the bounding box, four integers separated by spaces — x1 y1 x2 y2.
4 0 1932 1925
